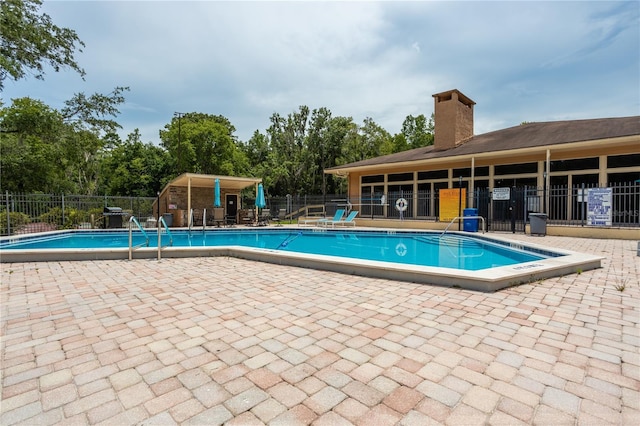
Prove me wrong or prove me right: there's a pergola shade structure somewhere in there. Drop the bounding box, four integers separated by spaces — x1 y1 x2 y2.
155 173 262 226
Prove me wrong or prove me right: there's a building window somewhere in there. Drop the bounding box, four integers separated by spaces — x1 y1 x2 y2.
493 177 537 188
474 166 489 176
362 175 384 184
608 172 640 185
360 185 385 217
387 184 413 218
452 168 471 178
494 162 537 175
474 179 489 189
418 170 448 180
388 172 414 182
550 157 599 172
607 154 640 169
417 183 432 217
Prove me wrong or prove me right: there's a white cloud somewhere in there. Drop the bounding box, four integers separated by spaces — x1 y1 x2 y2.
3 0 638 144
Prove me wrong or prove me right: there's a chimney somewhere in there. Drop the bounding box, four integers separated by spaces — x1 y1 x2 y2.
432 89 475 151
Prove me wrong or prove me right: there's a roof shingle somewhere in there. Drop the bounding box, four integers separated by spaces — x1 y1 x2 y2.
328 116 640 170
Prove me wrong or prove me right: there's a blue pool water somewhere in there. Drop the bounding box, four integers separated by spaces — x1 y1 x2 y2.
0 229 553 271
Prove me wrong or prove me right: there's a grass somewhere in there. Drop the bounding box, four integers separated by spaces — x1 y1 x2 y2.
614 275 629 292
611 265 629 292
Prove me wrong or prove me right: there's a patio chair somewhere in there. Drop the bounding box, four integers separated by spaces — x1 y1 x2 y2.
258 210 270 226
212 208 225 227
243 209 255 226
273 209 287 226
225 212 236 227
320 210 358 228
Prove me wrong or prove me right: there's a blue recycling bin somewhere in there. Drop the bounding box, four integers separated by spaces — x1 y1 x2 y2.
463 208 479 232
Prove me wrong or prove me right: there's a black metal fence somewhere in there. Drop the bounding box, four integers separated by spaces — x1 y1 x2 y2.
1 192 155 236
247 183 639 231
2 182 638 236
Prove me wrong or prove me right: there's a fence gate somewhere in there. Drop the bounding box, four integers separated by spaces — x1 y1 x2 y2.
477 187 528 233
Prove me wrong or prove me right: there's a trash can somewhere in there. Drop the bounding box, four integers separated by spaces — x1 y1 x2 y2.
463 208 479 232
162 213 173 227
103 207 124 229
529 213 548 236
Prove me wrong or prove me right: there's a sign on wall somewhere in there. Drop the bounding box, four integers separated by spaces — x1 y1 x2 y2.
492 187 511 201
439 188 466 222
587 188 613 226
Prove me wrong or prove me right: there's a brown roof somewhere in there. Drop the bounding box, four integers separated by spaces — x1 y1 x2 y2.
327 116 640 171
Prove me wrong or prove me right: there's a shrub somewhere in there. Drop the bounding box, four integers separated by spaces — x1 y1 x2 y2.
0 211 31 235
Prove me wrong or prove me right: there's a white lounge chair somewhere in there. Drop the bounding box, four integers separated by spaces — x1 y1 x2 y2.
319 210 358 228
298 209 345 227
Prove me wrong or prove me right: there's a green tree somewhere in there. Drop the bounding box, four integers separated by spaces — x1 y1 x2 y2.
324 116 356 194
100 129 170 197
61 86 129 135
306 107 331 195
0 88 127 194
401 113 434 149
0 0 85 91
266 106 310 195
306 109 355 196
52 87 128 194
0 97 66 192
59 128 104 195
159 112 248 177
338 117 392 166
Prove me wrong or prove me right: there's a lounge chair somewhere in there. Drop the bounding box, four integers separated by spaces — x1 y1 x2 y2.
320 210 358 228
298 209 344 226
317 209 345 226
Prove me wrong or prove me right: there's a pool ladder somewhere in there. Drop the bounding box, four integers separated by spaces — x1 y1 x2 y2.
189 208 208 235
128 216 173 260
128 217 149 260
440 215 486 237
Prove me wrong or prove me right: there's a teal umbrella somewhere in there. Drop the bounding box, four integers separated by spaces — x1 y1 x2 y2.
255 183 266 209
214 178 221 207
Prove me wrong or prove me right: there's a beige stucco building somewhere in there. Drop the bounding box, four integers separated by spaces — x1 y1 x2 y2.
326 89 640 239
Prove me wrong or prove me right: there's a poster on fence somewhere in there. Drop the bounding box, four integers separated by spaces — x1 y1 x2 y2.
587 187 612 226
439 188 466 222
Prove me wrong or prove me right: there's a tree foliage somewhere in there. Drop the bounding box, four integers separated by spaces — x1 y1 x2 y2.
0 0 441 199
100 130 170 197
0 97 66 192
401 113 435 149
0 0 85 90
0 88 128 194
61 86 129 134
1 92 436 197
159 112 248 178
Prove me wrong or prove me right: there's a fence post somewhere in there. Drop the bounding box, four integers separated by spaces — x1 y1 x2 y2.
581 183 585 227
5 191 10 235
62 193 65 228
511 186 516 233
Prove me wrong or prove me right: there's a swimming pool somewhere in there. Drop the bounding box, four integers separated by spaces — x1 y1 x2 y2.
0 228 602 291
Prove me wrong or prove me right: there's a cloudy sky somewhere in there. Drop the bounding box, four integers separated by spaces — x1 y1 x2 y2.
2 0 639 144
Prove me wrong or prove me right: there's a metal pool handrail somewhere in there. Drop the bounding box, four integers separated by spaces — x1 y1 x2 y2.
440 215 486 237
156 216 174 260
202 208 207 232
128 216 150 260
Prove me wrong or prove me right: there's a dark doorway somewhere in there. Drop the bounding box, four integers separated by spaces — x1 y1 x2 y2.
226 194 238 224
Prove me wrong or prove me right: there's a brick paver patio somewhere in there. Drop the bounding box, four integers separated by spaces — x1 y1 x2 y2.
1 234 638 425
